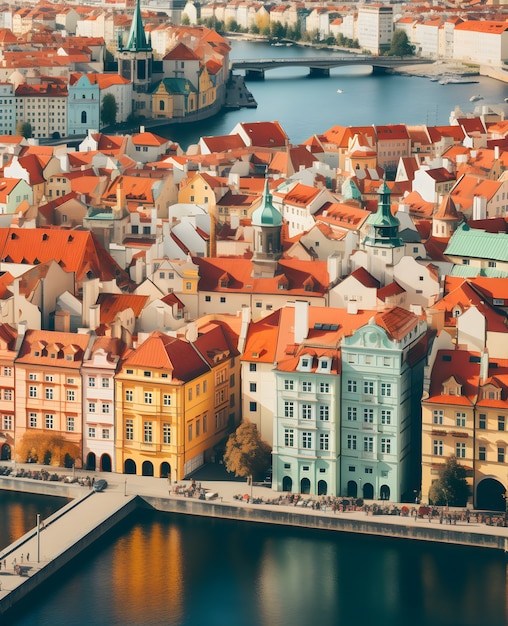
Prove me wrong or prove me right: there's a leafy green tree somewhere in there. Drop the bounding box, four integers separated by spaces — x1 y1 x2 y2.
270 21 286 40
101 93 118 127
16 121 32 139
389 30 414 56
428 456 470 506
181 13 190 25
224 420 271 483
226 18 240 32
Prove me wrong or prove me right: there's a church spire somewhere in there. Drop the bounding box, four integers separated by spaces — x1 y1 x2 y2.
126 0 151 52
363 180 403 248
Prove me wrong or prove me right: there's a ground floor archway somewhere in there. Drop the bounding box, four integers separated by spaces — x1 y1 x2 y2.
1 443 11 460
101 454 112 472
476 477 505 511
363 482 374 500
142 460 154 476
300 477 311 494
380 484 390 500
282 476 292 492
124 459 136 475
160 462 170 479
347 480 358 498
86 452 96 471
318 480 327 495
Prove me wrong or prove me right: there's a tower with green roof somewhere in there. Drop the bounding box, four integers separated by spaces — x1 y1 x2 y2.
362 181 405 283
117 0 153 112
251 178 283 276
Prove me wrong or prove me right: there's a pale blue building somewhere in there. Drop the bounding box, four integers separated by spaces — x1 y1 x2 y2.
67 75 100 137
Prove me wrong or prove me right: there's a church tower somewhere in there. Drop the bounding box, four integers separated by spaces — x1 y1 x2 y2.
362 181 404 283
251 178 283 277
117 0 153 114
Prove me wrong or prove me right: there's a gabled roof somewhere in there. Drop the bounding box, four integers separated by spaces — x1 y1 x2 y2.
163 42 200 61
96 293 149 324
16 329 90 368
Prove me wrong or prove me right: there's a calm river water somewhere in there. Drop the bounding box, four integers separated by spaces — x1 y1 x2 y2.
163 39 508 150
1 491 507 626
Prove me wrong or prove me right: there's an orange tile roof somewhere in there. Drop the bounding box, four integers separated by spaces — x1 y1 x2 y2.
96 293 149 324
16 329 90 368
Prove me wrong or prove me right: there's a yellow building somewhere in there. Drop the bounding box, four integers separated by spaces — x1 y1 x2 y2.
115 322 240 479
422 348 508 510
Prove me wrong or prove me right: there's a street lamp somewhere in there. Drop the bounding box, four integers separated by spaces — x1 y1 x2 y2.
36 513 40 563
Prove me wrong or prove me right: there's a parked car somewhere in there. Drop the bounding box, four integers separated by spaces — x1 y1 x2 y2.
93 479 108 492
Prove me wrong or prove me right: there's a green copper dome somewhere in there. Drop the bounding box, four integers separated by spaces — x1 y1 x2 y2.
251 178 282 227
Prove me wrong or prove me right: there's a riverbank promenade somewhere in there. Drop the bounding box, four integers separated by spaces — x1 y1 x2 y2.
2 462 508 616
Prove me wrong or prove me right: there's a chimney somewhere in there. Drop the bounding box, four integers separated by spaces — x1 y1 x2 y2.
82 279 100 327
186 321 198 343
89 304 101 330
54 310 70 332
140 125 145 134
480 349 489 384
294 300 309 344
495 145 500 160
238 305 251 353
15 321 27 352
347 301 358 315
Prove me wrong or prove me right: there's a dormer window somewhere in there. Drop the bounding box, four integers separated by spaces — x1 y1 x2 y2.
318 357 331 372
298 354 313 372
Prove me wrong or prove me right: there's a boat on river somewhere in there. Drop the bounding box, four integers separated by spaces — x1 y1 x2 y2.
469 94 483 102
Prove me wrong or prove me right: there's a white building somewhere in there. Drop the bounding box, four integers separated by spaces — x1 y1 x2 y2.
453 21 508 67
357 5 393 55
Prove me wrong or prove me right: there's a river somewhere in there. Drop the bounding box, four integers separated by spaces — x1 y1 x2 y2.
162 39 508 150
1 491 507 626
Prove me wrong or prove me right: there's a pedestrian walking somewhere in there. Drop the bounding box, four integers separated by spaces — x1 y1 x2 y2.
26 553 29 562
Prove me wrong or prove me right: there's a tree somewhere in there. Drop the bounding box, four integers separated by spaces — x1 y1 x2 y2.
16 122 32 139
181 13 190 25
16 432 80 468
224 420 271 483
428 456 470 506
101 93 118 128
389 30 414 57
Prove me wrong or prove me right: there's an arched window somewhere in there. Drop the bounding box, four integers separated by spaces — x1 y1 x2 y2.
159 100 165 111
81 111 87 124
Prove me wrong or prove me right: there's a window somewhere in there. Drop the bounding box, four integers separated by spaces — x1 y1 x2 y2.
187 423 192 442
88 377 95 387
196 420 201 438
88 427 96 438
144 371 152 378
498 447 505 463
29 412 37 428
145 392 153 404
144 421 153 443
3 389 12 401
67 416 75 432
479 413 486 429
188 388 193 401
3 415 12 430
319 382 330 393
433 440 444 456
101 378 110 388
284 401 294 418
45 388 54 400
364 381 374 395
347 434 357 450
456 412 466 427
284 379 294 391
456 442 466 458
88 402 96 413
381 438 391 454
479 446 486 461
249 402 257 412
220 297 226 304
66 390 75 402
249 363 257 372
45 414 54 429
380 383 392 397
102 429 110 439
29 373 37 381
3 367 11 376
203 415 207 433
163 394 171 406
363 408 374 423
319 433 329 451
363 437 374 453
284 428 294 447
250 382 257 392
163 423 171 444
102 404 110 414
302 381 312 392
319 405 329 421
347 380 357 393
302 404 312 420
433 410 444 425
45 375 53 382
499 415 505 431
126 419 133 441
125 390 133 402
381 410 391 424
302 432 312 449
